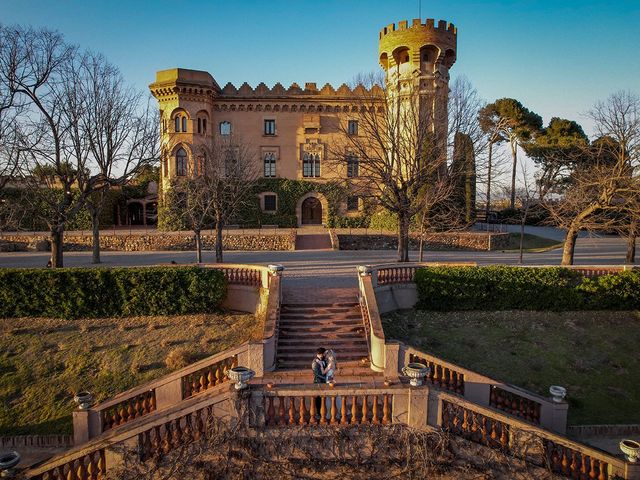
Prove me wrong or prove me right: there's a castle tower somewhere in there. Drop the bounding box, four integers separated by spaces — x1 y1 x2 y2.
378 19 457 160
149 69 219 193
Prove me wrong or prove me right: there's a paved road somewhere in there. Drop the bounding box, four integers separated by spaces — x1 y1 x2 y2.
0 235 636 289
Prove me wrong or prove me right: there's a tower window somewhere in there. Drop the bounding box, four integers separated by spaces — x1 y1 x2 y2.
175 116 180 132
202 118 207 133
176 147 187 176
347 196 359 212
264 119 276 136
347 155 359 178
303 153 320 178
348 120 358 136
219 121 231 135
197 118 202 134
264 152 276 178
264 194 277 212
181 117 187 133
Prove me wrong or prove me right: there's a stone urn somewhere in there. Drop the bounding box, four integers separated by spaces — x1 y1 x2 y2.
620 439 640 463
549 385 567 403
228 367 255 390
401 362 430 387
73 391 94 410
0 451 20 476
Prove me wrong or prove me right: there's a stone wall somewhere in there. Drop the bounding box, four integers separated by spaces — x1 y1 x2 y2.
0 232 296 252
338 232 511 251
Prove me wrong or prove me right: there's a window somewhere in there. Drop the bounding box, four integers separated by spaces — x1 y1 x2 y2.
264 194 277 212
181 117 187 133
202 118 207 133
175 116 180 132
264 152 276 177
264 119 276 136
303 153 320 178
197 118 202 134
219 121 231 135
224 148 237 177
347 155 359 178
348 120 358 136
176 148 187 176
347 196 359 212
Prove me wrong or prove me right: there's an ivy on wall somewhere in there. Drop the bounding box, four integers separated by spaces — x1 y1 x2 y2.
157 178 377 230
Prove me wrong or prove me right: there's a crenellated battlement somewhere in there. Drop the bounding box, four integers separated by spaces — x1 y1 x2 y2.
379 18 457 40
219 81 384 99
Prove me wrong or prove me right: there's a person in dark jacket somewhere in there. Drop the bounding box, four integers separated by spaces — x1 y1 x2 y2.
312 347 326 383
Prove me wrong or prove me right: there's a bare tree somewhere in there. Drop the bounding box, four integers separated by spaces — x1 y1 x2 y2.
71 52 158 263
546 91 640 265
165 134 258 263
329 72 451 262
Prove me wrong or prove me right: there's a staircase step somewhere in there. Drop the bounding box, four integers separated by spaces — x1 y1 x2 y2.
280 314 362 321
281 303 358 308
277 336 366 344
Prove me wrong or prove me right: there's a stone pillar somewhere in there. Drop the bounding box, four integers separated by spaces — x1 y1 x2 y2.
384 341 401 379
142 203 147 226
407 386 429 430
539 400 568 434
155 381 183 410
72 409 101 445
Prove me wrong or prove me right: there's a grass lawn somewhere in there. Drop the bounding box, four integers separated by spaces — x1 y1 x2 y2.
0 312 261 434
382 310 640 425
502 233 563 252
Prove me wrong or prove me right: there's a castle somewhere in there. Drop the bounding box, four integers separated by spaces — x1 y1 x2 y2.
149 18 457 227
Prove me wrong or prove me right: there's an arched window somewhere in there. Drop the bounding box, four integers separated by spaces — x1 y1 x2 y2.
197 118 202 134
264 152 276 177
176 148 187 176
303 153 320 178
202 118 207 133
175 116 180 132
181 117 187 133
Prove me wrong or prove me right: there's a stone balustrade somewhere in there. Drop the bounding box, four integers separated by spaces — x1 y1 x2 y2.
437 392 630 480
75 344 249 444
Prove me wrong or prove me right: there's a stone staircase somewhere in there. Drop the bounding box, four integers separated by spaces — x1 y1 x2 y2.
276 302 370 371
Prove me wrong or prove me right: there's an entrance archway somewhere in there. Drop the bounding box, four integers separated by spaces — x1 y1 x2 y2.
301 197 322 225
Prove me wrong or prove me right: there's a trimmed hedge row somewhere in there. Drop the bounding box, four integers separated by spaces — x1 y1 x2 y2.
0 267 227 318
415 266 640 311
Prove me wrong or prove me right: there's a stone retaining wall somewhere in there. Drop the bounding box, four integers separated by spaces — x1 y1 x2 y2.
338 232 511 251
0 232 296 252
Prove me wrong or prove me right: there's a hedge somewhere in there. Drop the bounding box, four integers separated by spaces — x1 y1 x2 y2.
415 266 640 311
0 267 227 319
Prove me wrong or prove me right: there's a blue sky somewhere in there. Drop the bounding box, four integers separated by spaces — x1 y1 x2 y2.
3 0 639 136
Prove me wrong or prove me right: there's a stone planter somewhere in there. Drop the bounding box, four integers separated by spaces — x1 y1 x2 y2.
549 386 566 403
73 391 94 410
0 451 20 476
620 439 640 463
401 362 430 387
228 367 255 390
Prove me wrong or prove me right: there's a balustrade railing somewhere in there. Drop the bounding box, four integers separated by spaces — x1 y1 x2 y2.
101 389 156 432
408 352 465 394
181 355 238 399
439 393 622 480
263 393 393 427
490 385 541 425
442 400 510 451
30 449 106 480
138 404 213 462
377 266 417 285
545 439 609 480
218 266 262 286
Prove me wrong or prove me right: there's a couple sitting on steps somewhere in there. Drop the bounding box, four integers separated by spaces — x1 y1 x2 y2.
312 347 337 384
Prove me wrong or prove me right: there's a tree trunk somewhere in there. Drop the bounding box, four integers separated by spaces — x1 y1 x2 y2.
215 212 223 263
195 229 202 264
397 212 410 263
561 227 579 266
510 140 518 210
50 226 64 268
91 209 101 264
626 220 637 264
485 141 493 219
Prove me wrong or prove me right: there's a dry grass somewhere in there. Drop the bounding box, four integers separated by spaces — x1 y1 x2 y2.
0 312 261 434
382 310 640 425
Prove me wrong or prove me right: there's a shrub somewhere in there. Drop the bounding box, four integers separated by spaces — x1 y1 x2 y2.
165 347 194 370
415 266 640 311
0 267 227 319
